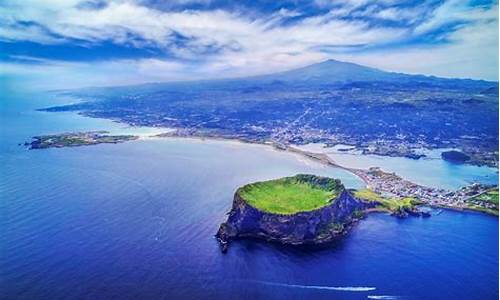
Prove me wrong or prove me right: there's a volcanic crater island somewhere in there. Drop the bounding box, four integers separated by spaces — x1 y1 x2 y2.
216 174 418 252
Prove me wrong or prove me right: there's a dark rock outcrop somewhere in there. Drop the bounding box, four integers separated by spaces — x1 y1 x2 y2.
216 184 376 253
391 206 431 218
441 150 471 163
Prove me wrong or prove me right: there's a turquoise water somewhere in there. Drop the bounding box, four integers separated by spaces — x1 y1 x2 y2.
297 143 499 190
1 87 498 299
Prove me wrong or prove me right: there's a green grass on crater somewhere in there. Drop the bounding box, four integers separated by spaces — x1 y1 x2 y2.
238 175 339 214
353 188 421 211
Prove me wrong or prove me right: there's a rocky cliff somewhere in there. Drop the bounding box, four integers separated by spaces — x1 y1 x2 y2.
216 181 376 252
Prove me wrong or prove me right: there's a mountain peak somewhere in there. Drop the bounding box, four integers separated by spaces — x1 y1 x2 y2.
310 58 379 70
249 58 494 86
321 58 345 64
265 58 389 83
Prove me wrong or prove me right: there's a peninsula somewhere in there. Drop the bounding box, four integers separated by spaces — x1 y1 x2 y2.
27 131 139 149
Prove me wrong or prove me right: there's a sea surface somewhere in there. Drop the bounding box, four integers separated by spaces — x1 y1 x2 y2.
1 86 498 300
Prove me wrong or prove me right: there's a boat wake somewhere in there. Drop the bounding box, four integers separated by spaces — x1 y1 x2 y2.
252 280 376 292
367 296 400 299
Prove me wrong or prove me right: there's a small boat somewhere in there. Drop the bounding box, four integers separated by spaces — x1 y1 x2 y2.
434 209 443 215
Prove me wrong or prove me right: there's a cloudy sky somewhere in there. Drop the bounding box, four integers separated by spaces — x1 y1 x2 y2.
0 0 498 88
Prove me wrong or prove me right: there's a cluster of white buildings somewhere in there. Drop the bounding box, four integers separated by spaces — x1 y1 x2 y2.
357 167 495 210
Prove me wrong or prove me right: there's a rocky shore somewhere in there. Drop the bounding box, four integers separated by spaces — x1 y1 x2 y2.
391 206 431 218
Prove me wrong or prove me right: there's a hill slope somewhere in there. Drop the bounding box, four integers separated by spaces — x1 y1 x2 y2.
44 59 499 167
254 59 400 83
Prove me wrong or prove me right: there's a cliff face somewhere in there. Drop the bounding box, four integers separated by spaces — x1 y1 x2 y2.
216 189 375 252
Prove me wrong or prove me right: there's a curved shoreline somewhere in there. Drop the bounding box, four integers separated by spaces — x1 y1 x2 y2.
152 132 498 216
24 123 499 216
153 132 371 183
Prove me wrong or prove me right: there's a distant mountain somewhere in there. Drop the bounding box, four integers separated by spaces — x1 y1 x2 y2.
46 58 499 168
245 59 495 89
66 59 497 96
254 59 400 83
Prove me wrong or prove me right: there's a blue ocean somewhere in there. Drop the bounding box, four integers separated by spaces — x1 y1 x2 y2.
1 86 498 300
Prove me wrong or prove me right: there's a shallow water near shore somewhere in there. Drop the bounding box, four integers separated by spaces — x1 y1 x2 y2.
1 88 498 299
296 143 499 190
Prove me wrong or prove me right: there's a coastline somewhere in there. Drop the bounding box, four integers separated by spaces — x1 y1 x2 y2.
154 131 365 176
23 117 499 216
152 131 499 216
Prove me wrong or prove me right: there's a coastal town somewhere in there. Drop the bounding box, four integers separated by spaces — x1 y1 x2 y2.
352 167 498 214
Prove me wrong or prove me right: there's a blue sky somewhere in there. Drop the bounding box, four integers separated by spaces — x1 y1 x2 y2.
0 0 498 88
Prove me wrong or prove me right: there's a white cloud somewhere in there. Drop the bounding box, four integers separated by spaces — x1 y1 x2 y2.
0 57 191 89
0 1 407 49
336 8 499 81
373 6 421 23
0 0 498 87
414 0 497 34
